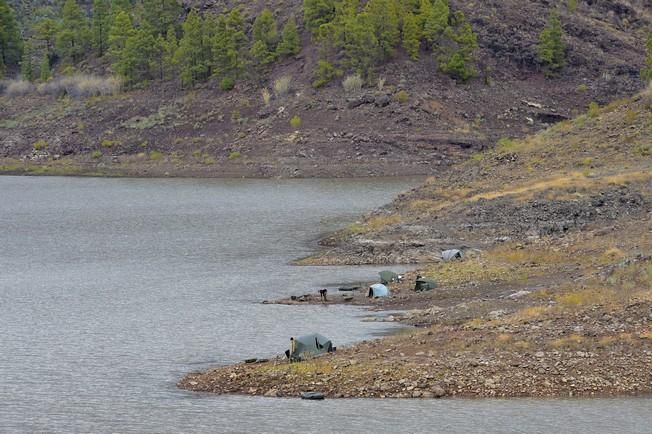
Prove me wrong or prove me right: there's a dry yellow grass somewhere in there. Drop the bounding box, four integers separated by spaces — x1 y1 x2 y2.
492 244 566 265
511 305 549 321
549 334 584 349
495 333 513 344
639 331 652 340
467 171 651 203
426 256 524 286
554 288 615 308
346 214 402 235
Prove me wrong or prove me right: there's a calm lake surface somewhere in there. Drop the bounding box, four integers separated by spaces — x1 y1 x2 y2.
0 176 650 434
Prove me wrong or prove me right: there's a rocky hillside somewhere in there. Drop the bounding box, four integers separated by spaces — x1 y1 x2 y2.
309 84 651 264
1 0 650 177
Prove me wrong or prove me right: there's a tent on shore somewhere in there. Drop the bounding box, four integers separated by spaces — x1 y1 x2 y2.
415 277 437 292
441 249 464 261
368 283 390 298
285 333 335 361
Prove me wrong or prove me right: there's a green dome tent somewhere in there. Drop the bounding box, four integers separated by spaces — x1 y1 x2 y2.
415 277 437 292
285 333 335 361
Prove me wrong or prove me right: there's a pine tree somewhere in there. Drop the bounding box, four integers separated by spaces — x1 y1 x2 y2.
212 9 248 81
142 0 181 36
537 9 566 75
251 9 279 66
641 28 652 82
39 52 51 81
56 0 90 63
108 10 133 60
92 0 111 56
116 24 158 85
342 13 379 78
438 11 478 81
34 18 57 56
402 11 420 60
0 0 23 77
175 9 209 87
312 59 336 87
111 0 131 17
157 25 177 79
303 0 337 35
21 40 34 81
277 16 301 57
402 0 421 15
365 0 400 61
420 0 449 48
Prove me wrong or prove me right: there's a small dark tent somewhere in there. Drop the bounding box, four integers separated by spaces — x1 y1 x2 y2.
415 277 437 292
285 333 334 361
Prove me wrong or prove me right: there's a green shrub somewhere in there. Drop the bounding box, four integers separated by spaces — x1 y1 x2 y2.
32 139 48 150
101 139 120 148
642 29 652 82
149 150 163 161
290 115 302 129
394 90 409 104
568 0 577 13
312 60 336 88
497 137 517 152
228 150 241 160
61 65 76 76
633 143 650 157
91 150 103 159
587 102 600 118
220 77 235 91
576 83 588 93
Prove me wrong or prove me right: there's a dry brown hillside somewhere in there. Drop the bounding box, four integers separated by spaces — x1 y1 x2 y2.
308 84 651 264
1 0 650 177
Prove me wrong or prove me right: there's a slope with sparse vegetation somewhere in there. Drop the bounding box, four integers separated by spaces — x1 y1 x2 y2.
0 0 651 177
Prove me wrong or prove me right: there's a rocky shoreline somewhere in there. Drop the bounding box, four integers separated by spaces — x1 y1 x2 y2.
179 289 652 399
179 252 652 399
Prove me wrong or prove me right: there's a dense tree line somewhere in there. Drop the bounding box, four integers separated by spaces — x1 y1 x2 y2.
11 0 301 88
8 0 646 90
305 0 478 85
9 0 476 88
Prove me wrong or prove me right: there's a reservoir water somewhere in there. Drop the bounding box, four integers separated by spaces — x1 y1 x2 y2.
0 176 649 433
